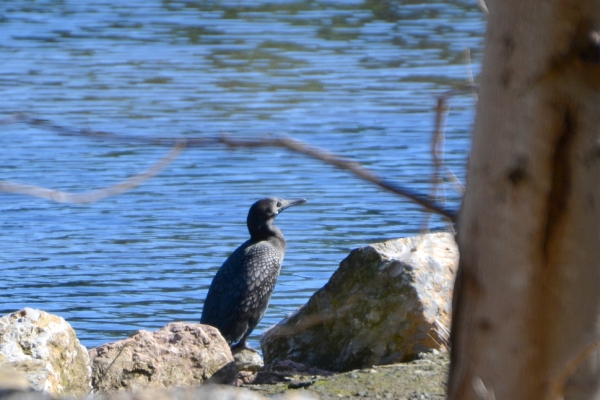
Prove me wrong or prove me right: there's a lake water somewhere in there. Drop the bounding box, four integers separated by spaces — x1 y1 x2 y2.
0 1 485 349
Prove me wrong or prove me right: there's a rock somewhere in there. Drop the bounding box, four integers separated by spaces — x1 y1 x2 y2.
253 359 334 385
237 357 333 387
231 347 264 386
235 370 257 386
0 391 56 400
261 232 458 372
89 322 238 393
232 348 264 372
0 308 91 397
0 366 31 392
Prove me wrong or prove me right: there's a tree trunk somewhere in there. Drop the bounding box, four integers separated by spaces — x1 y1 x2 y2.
448 1 600 399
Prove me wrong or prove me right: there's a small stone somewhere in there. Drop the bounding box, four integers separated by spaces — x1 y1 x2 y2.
232 347 264 372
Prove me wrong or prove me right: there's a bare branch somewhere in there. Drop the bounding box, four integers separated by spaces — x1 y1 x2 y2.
0 114 214 146
219 134 457 221
0 141 186 203
1 113 457 220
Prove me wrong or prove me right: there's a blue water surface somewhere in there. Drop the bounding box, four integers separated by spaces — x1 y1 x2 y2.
0 0 485 349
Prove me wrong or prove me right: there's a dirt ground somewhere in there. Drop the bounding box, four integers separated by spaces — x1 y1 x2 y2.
244 351 448 399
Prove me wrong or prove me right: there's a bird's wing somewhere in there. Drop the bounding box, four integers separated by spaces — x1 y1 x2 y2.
238 240 284 308
201 242 250 325
200 240 283 340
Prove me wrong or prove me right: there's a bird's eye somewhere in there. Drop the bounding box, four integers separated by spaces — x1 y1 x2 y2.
276 202 282 207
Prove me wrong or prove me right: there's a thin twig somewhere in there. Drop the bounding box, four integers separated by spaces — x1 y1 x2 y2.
445 167 465 194
434 319 451 351
464 48 478 101
422 95 453 231
477 0 489 16
549 336 600 399
87 343 130 397
0 140 186 203
472 376 496 400
1 114 214 146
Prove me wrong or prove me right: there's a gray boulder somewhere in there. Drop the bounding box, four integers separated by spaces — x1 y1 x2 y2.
89 322 237 393
260 232 458 372
0 308 91 397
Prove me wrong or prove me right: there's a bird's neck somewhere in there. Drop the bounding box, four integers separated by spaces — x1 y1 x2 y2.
249 221 286 244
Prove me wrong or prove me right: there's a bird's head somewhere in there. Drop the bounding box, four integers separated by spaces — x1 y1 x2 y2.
247 197 307 238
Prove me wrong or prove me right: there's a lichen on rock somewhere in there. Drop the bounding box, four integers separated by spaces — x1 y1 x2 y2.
261 232 458 372
89 322 238 393
0 308 91 397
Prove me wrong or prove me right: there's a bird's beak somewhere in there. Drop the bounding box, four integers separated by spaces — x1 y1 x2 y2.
279 198 307 212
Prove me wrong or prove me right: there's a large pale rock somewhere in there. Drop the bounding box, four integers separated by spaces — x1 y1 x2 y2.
89 322 237 393
261 232 458 372
0 366 30 389
0 308 91 397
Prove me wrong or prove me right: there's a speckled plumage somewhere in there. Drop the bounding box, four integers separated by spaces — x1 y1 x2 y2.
200 197 306 351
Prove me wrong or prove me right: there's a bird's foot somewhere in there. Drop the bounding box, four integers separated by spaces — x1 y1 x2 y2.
231 341 260 354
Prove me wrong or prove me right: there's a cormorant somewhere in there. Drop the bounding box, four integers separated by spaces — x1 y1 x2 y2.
200 197 307 351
